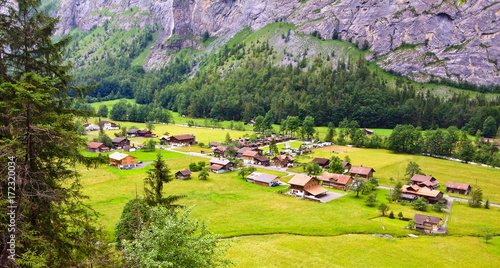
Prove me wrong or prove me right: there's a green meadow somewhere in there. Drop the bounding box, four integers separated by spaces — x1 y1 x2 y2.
225 235 500 267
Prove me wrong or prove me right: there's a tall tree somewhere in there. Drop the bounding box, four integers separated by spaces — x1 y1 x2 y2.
146 121 155 132
302 116 315 139
328 156 344 174
97 104 109 118
0 1 113 266
144 153 184 208
405 161 422 180
349 176 366 197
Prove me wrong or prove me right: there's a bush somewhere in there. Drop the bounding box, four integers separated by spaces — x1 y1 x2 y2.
432 202 445 212
412 197 428 211
189 162 200 172
398 212 403 220
365 193 377 207
198 161 206 169
484 199 489 209
407 219 416 230
389 211 395 219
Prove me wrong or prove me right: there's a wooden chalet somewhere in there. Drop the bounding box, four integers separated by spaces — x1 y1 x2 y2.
213 146 227 157
400 185 444 204
175 169 192 180
208 141 221 149
137 130 155 137
349 166 375 180
108 152 137 169
413 214 442 233
127 129 140 137
168 134 196 145
246 172 279 187
320 173 352 191
272 155 295 168
341 161 351 173
98 120 120 130
445 182 471 195
288 174 328 198
410 175 439 189
208 158 234 173
86 142 109 153
112 138 130 149
242 150 264 164
254 155 270 166
312 158 330 169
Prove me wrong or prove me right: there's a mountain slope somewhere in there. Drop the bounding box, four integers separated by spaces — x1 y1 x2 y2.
50 0 500 85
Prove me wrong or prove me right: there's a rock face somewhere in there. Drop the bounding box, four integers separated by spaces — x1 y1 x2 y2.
54 0 500 85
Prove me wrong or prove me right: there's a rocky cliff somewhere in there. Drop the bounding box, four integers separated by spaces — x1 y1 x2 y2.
53 0 500 85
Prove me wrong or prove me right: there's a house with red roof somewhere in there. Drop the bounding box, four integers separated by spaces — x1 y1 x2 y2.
288 174 328 198
349 166 375 180
320 173 352 191
86 142 109 153
410 174 440 189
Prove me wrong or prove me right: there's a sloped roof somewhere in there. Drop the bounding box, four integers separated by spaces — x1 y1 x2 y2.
208 164 224 170
246 172 262 180
341 161 350 168
172 134 195 141
320 173 352 185
413 214 441 225
127 129 139 133
411 174 436 183
255 155 270 162
112 138 126 143
305 185 328 196
288 174 314 186
243 150 259 157
312 158 329 165
254 173 278 184
445 182 470 190
237 147 253 154
177 169 192 176
215 146 227 151
349 166 375 176
401 185 441 198
108 152 135 161
209 142 221 146
209 158 232 166
87 142 104 149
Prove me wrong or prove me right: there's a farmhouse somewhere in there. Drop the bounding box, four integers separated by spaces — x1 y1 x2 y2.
365 128 374 135
86 142 109 153
246 172 279 187
108 152 137 169
288 174 328 198
413 214 442 233
127 129 140 137
98 121 119 130
349 166 375 180
84 123 100 132
175 169 192 180
410 174 439 189
168 134 196 145
400 184 444 204
242 150 262 164
209 141 221 148
312 158 330 168
272 155 295 168
254 155 271 166
445 182 471 195
320 173 352 191
137 130 155 137
342 161 351 173
208 158 234 173
213 146 227 157
112 138 130 149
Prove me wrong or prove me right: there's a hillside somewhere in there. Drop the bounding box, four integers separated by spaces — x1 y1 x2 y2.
48 0 500 85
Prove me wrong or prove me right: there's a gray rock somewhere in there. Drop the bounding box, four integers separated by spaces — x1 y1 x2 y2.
53 0 500 85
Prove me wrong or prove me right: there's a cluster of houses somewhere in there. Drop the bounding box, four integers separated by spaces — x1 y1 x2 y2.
87 137 140 153
127 129 156 138
400 174 471 205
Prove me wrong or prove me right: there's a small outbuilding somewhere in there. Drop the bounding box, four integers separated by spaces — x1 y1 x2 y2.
349 166 375 180
175 169 192 180
87 142 109 153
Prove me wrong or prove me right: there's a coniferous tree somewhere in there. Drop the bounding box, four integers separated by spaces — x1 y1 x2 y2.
0 1 114 266
144 153 184 208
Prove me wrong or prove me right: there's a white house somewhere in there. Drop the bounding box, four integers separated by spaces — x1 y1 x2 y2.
84 123 100 132
98 121 120 130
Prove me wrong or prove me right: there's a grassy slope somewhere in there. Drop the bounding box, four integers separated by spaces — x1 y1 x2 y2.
225 235 500 267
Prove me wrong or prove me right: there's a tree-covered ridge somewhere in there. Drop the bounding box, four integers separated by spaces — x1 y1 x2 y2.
154 42 500 133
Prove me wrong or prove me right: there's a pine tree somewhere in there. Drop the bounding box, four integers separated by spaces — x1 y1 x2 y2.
144 153 184 208
0 1 114 266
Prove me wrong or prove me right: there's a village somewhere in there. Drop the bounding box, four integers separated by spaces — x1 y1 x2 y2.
84 120 485 235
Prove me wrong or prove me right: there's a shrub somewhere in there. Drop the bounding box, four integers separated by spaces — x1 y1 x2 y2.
189 162 200 172
407 219 416 230
412 197 428 211
378 203 389 216
365 193 377 207
398 212 403 220
389 211 395 219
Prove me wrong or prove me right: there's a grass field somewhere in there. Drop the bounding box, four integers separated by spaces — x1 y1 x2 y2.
447 201 500 236
225 235 500 267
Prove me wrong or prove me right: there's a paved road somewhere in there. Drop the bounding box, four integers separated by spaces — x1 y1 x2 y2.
134 161 154 169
